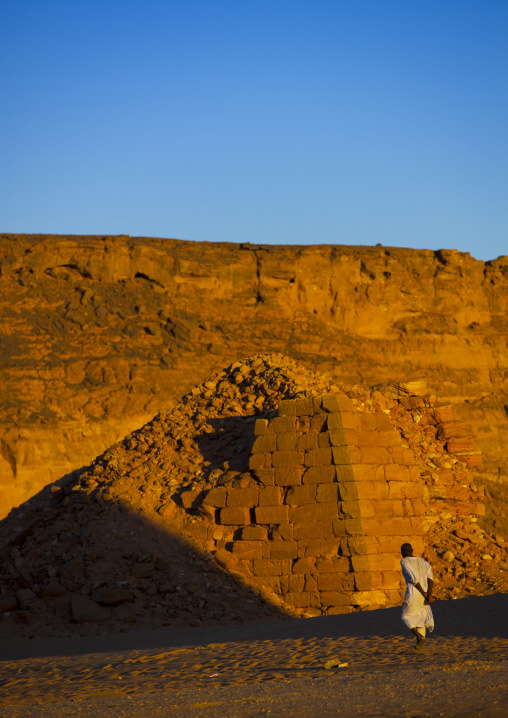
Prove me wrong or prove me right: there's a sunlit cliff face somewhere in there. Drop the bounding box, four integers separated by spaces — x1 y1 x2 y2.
0 235 506 524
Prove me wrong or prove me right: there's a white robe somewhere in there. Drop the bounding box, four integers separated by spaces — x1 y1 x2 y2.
400 556 434 632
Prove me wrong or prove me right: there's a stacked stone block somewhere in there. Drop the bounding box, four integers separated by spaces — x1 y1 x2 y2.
201 394 427 615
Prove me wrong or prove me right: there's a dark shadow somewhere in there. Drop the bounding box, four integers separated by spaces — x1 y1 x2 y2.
193 413 273 481
0 469 289 661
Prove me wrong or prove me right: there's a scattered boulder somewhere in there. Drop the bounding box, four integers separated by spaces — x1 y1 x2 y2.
71 596 112 623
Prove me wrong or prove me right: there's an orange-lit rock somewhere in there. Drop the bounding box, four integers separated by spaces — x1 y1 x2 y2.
0 235 507 526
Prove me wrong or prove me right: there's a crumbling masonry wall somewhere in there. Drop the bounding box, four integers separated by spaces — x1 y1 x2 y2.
198 394 427 615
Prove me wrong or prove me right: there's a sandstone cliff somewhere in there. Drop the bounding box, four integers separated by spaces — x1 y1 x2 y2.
0 235 507 524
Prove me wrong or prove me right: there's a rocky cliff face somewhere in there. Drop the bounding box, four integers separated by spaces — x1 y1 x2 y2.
1 234 507 521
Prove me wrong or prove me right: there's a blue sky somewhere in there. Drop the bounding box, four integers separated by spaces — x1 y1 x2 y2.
1 0 506 261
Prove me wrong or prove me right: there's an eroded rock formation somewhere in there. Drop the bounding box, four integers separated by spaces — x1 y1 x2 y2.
0 235 507 527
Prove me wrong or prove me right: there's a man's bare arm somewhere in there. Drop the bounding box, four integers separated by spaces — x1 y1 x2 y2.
413 580 434 603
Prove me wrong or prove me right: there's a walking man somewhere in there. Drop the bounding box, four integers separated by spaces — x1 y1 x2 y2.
400 543 434 652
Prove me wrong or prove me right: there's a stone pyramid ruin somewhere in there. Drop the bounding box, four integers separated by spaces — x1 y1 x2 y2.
0 354 506 634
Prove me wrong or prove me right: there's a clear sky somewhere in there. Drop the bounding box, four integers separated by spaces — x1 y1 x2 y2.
1 1 506 261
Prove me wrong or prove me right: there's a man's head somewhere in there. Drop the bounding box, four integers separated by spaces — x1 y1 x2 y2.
401 543 413 557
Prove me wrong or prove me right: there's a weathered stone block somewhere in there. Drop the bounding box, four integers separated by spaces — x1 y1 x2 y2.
437 421 468 440
303 539 341 557
316 484 340 503
272 450 304 468
342 500 362 519
289 574 305 592
332 446 351 465
447 438 474 453
360 447 392 464
293 521 334 539
375 414 393 430
180 490 203 510
202 488 227 507
248 453 266 470
316 557 350 572
286 484 316 505
276 432 298 451
402 448 415 465
351 556 375 573
269 540 298 559
391 517 415 534
274 467 303 486
353 572 373 590
369 499 393 516
350 590 387 607
252 559 292 576
346 537 369 555
328 430 348 447
231 541 266 559
312 395 325 413
342 412 361 429
241 525 267 540
252 434 277 453
289 502 339 523
377 430 402 447
292 557 315 573
285 591 313 607
295 397 314 416
361 517 396 535
400 484 424 500
303 466 337 484
271 523 293 540
433 405 454 423
278 399 297 416
335 464 355 482
310 413 328 431
219 507 250 525
331 518 347 536
296 432 319 451
255 505 288 524
359 415 377 429
344 518 363 535
326 413 343 430
254 468 275 486
369 482 390 500
317 432 331 448
381 570 402 589
226 488 259 507
258 486 283 506
387 481 403 499
385 464 411 481
254 418 270 436
271 416 297 433
214 549 238 569
317 573 344 591
305 448 332 466
250 575 281 592
320 591 351 607
376 536 400 553
322 394 354 412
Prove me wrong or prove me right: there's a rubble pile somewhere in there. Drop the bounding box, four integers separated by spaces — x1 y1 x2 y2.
0 354 506 635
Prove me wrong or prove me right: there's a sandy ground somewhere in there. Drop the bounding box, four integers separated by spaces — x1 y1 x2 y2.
1 593 507 717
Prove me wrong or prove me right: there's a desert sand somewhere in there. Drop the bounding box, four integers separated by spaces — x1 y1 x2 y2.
1 593 507 717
